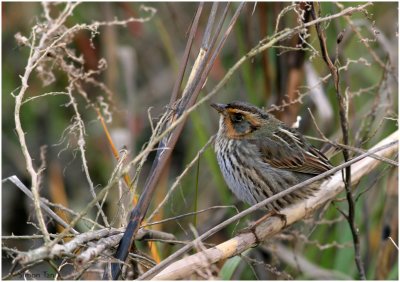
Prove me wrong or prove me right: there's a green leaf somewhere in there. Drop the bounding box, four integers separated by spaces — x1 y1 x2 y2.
220 255 243 280
220 249 251 280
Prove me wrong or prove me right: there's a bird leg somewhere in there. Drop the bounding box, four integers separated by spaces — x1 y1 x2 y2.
238 210 287 245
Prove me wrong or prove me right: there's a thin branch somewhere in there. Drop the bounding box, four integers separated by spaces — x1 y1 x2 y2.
2 235 58 240
169 3 204 105
335 3 397 84
304 124 398 167
146 135 215 222
3 176 79 235
43 199 104 229
22 91 68 105
274 4 297 34
388 237 399 251
144 205 238 228
65 84 109 226
263 244 352 280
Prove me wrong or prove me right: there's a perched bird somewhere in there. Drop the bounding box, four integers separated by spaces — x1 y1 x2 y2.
211 101 332 211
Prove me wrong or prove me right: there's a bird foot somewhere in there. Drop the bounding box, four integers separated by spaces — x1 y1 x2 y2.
238 210 287 245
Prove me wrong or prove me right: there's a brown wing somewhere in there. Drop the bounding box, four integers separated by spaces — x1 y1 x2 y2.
251 127 332 175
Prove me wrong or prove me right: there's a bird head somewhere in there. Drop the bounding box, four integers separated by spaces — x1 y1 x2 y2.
211 101 274 139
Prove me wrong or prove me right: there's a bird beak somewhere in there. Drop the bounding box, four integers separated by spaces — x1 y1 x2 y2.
211 103 226 113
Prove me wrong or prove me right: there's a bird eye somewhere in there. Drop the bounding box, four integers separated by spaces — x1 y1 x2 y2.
231 113 243 123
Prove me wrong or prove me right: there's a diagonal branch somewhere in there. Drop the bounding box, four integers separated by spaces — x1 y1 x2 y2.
3 176 79 235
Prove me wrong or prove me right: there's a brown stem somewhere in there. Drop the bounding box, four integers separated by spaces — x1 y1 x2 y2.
311 2 366 279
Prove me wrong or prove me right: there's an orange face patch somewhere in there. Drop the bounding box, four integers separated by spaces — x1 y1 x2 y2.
223 115 240 138
223 109 262 138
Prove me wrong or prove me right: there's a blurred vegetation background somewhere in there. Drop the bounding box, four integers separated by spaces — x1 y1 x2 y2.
2 2 398 280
